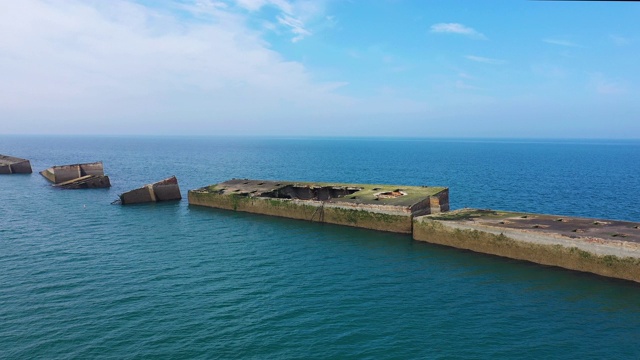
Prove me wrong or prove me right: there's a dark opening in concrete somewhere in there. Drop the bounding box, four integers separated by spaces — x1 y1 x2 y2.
262 185 361 201
375 190 406 199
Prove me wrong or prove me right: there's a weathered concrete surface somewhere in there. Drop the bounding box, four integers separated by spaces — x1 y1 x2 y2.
414 209 640 283
189 179 449 234
0 154 32 174
40 161 111 189
118 176 182 205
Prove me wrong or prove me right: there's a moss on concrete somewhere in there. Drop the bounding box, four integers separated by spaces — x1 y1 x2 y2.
188 189 413 233
427 208 527 221
413 218 640 283
188 179 448 234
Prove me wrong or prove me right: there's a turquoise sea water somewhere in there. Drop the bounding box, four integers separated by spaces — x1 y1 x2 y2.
1 136 640 359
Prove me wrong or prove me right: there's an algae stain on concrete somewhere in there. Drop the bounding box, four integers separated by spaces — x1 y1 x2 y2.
413 210 640 283
188 179 449 234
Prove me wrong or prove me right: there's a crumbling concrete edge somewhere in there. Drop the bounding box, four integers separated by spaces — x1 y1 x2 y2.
413 216 640 283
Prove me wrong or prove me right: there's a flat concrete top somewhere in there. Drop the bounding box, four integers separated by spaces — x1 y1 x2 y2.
0 154 29 165
423 209 640 244
193 179 447 207
45 161 103 170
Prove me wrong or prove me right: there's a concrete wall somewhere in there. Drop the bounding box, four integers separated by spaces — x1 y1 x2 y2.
40 162 105 184
120 180 181 204
188 191 413 233
51 166 82 183
0 159 32 174
413 217 640 283
79 163 105 177
10 160 32 174
39 169 57 183
120 187 155 204
153 184 181 201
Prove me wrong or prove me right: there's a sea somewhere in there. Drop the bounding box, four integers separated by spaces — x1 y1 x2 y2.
1 135 640 359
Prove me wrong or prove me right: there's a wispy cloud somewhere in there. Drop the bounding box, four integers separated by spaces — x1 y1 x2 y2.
455 80 481 90
430 23 486 40
233 0 315 42
590 73 626 95
277 14 310 42
542 38 582 48
235 0 301 15
465 55 506 65
610 35 631 46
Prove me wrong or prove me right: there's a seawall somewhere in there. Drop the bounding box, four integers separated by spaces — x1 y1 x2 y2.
188 179 449 234
413 209 640 283
0 155 32 174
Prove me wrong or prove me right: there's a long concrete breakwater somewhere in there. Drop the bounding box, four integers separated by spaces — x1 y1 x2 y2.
414 209 640 283
189 179 640 283
3 158 640 283
188 179 450 234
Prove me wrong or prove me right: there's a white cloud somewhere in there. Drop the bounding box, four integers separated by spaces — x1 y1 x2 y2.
465 55 506 65
233 0 315 42
430 23 486 39
277 14 311 42
0 0 351 134
235 0 272 12
542 38 582 48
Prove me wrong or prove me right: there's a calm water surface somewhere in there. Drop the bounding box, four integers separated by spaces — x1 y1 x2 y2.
1 136 639 359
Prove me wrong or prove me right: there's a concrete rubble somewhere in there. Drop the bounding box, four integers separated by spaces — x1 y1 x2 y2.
0 154 32 174
40 161 111 189
117 176 182 205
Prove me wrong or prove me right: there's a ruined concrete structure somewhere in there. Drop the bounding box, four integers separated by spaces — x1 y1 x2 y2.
6 152 639 283
0 154 32 174
40 161 111 189
118 176 182 205
189 179 449 234
413 209 640 283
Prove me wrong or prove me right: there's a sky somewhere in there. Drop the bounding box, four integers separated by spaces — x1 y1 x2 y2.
1 0 639 138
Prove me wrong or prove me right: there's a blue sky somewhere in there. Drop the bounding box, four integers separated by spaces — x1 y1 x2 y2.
1 0 639 138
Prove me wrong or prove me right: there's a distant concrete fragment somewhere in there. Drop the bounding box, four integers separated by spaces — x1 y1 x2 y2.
189 179 449 233
0 154 32 174
40 161 111 189
118 176 182 205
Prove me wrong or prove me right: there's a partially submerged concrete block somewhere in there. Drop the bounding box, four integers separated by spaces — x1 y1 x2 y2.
413 209 640 283
189 179 449 234
40 161 111 189
0 154 32 174
118 176 182 205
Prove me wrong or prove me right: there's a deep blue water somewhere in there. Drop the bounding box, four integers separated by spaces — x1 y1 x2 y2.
1 135 640 359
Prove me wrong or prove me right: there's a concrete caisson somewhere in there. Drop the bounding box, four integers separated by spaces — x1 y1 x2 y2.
413 209 640 283
0 155 32 174
118 176 182 205
188 179 449 234
40 161 111 189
